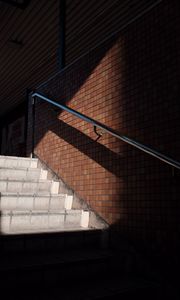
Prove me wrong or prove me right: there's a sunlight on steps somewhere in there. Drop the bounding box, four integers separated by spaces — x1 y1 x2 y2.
0 155 89 234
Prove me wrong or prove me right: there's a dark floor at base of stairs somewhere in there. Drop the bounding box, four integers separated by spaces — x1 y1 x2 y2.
1 274 179 300
0 249 179 300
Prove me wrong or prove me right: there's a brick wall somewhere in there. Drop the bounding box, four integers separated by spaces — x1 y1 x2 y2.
27 0 180 272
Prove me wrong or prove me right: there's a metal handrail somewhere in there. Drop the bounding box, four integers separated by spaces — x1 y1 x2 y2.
32 92 180 170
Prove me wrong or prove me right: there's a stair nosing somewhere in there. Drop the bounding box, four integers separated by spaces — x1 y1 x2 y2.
0 226 98 236
0 166 41 171
0 179 58 184
0 192 66 197
0 156 38 161
0 209 82 213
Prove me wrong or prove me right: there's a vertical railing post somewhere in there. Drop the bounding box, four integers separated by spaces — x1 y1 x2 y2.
25 88 31 155
31 94 36 158
59 0 66 69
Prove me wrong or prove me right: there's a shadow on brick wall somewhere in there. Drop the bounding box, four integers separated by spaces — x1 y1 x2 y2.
28 0 180 287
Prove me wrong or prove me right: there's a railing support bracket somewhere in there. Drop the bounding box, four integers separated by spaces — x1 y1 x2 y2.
94 126 103 141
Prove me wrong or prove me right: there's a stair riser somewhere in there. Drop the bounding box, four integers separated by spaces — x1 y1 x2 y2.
0 155 92 238
0 169 47 181
0 158 38 169
0 181 59 194
0 213 83 233
0 195 68 210
0 230 103 253
1 260 109 287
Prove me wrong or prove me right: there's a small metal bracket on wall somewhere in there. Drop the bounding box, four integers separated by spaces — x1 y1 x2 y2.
94 126 103 141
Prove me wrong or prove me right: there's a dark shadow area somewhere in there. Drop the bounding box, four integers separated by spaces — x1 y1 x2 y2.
109 0 180 294
33 0 180 254
25 0 180 295
0 102 27 156
0 2 180 299
36 117 124 178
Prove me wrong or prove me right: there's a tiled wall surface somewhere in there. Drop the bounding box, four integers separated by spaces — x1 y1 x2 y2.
27 0 180 267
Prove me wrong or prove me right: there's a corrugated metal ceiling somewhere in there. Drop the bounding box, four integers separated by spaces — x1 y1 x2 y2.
0 0 59 117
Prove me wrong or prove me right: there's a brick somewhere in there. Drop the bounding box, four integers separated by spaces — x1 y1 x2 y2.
25 0 180 266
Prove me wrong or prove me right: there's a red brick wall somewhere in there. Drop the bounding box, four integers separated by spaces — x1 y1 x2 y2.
27 0 180 269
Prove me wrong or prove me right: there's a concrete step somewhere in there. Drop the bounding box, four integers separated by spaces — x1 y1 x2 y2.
0 277 165 300
0 167 47 181
0 250 162 300
0 209 89 233
0 179 59 194
0 192 73 211
0 249 111 272
0 155 38 168
0 228 103 254
0 249 112 287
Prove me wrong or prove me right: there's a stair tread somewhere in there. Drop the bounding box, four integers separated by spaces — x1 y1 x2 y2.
0 178 59 194
0 247 109 269
0 192 66 197
0 226 97 235
0 209 83 213
0 155 38 161
46 277 160 300
0 166 40 171
0 178 57 183
0 248 160 300
0 277 161 300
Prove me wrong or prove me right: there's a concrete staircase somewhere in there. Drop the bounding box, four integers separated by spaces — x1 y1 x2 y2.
0 155 166 299
0 155 89 234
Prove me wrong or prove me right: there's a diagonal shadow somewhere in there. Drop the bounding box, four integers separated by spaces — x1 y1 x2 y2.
36 35 118 108
36 115 125 178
